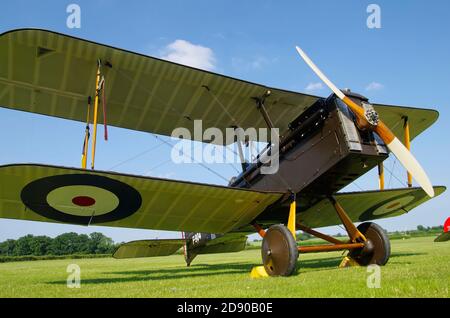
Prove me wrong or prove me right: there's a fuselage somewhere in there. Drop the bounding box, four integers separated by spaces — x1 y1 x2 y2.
230 93 388 224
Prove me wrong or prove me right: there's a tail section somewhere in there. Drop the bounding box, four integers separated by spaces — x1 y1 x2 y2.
113 239 184 259
113 232 248 264
182 232 247 266
182 232 218 266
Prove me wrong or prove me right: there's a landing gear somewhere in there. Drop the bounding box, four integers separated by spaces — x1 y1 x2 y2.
261 224 298 276
253 196 391 278
348 222 391 266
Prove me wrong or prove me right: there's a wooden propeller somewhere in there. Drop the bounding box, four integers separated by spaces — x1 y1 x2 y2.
295 46 434 197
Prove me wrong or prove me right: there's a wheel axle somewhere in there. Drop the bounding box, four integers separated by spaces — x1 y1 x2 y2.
298 242 364 253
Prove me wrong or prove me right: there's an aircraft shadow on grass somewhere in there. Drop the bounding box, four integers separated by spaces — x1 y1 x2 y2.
47 262 253 285
46 252 425 285
390 252 426 258
384 251 426 265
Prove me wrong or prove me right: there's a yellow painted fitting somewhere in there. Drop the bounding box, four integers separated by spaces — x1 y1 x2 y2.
404 117 413 187
81 97 91 169
91 61 102 170
287 200 296 240
339 256 360 268
378 163 384 190
250 266 269 278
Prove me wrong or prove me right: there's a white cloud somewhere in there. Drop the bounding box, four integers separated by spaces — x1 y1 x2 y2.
249 57 270 70
365 82 384 91
160 39 216 71
231 56 278 72
305 82 324 92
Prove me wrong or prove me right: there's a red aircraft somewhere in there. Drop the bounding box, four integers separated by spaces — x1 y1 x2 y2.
435 218 450 242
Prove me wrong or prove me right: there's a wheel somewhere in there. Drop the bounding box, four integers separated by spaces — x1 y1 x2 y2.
348 222 390 266
261 224 298 276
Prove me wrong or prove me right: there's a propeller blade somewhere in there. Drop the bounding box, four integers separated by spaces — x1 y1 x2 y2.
295 46 434 197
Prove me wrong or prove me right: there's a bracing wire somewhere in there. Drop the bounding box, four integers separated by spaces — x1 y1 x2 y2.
151 134 231 183
352 181 364 191
144 158 173 176
108 141 165 170
385 118 409 189
386 157 406 188
108 67 243 182
208 84 290 189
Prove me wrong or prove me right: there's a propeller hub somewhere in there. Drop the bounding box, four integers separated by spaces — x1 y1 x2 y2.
362 102 380 126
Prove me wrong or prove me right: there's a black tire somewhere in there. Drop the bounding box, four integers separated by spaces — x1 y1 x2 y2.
261 224 298 276
349 222 390 266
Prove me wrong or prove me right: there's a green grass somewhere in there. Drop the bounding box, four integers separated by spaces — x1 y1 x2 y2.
0 236 448 298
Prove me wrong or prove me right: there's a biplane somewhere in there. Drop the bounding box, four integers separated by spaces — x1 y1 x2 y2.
0 29 445 276
434 218 450 242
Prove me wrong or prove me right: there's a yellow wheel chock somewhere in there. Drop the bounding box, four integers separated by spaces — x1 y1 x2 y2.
250 265 269 278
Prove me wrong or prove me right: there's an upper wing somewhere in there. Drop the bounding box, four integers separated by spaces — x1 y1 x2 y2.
0 29 439 143
0 164 282 233
298 187 446 229
0 29 318 144
373 103 439 141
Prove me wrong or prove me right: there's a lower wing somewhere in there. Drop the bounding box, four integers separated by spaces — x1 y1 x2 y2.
0 164 282 234
298 187 446 228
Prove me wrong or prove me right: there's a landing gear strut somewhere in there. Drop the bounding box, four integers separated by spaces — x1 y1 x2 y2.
253 195 391 277
348 222 391 266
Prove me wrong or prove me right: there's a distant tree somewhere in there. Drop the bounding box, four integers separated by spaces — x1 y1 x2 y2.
13 235 34 256
29 236 52 256
0 232 118 256
75 234 91 254
296 232 311 242
0 239 16 256
51 232 85 255
417 225 425 231
88 232 115 254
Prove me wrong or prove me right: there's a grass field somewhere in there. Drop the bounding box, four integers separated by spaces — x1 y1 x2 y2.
0 236 448 298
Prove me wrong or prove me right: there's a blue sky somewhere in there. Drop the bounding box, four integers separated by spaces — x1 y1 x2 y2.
0 0 449 242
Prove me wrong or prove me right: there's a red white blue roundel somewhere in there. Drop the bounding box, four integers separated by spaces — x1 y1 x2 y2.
21 174 142 225
371 195 415 216
359 192 419 221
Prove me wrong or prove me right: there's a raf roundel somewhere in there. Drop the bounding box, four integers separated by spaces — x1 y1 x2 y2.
21 174 142 225
359 194 417 221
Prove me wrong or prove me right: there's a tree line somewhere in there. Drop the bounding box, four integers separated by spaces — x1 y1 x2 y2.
0 232 119 256
1 224 445 256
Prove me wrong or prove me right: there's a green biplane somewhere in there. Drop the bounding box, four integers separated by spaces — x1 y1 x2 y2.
0 29 445 276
